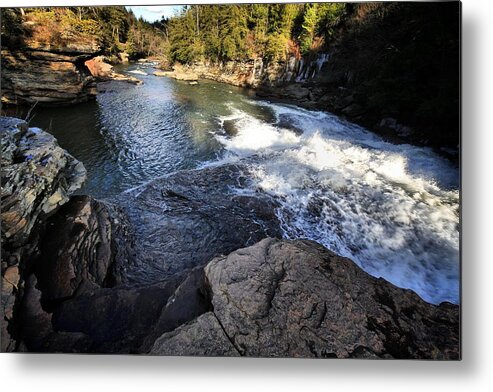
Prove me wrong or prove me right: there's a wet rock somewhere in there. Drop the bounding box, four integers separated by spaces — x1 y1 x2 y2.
156 238 459 359
112 164 282 285
342 103 366 117
377 117 414 138
276 114 304 135
222 119 238 136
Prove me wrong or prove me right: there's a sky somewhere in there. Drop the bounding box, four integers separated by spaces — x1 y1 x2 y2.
126 6 182 22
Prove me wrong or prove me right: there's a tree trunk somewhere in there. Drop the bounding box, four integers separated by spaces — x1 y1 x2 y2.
196 6 200 36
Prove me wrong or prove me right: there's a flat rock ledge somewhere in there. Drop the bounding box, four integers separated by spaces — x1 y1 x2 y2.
151 238 460 359
1 48 99 106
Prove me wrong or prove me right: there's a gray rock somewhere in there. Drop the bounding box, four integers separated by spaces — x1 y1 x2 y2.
377 117 414 138
181 238 458 359
342 103 366 117
1 117 87 249
1 117 87 351
150 312 239 357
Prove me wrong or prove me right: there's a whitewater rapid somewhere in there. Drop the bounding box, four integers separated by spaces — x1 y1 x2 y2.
211 101 459 305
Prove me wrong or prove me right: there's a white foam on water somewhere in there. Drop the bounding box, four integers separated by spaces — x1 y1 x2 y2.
216 108 300 155
129 69 147 75
213 101 460 305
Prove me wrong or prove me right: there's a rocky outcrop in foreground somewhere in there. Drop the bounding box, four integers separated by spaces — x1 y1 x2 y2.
1 118 86 249
1 117 86 351
152 238 460 359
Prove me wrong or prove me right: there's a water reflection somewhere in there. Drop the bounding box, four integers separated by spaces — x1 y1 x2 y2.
4 64 271 199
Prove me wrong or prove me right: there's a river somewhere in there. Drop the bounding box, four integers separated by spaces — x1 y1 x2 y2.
14 61 460 305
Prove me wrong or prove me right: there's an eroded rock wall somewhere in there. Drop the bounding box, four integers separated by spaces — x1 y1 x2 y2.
1 116 87 350
1 46 99 106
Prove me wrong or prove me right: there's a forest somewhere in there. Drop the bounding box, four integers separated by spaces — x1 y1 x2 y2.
1 4 347 62
163 3 346 63
1 6 168 59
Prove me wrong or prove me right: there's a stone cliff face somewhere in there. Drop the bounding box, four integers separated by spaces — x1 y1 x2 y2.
169 54 330 88
157 53 330 99
1 44 100 106
0 117 87 350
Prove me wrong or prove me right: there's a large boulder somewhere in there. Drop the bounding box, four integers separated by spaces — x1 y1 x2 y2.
152 238 460 359
84 56 142 85
84 56 114 79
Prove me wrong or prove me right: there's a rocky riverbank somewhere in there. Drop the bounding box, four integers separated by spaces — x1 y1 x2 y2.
0 47 143 107
1 117 460 358
84 56 143 85
152 238 460 359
